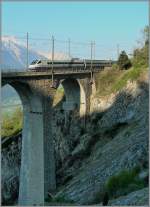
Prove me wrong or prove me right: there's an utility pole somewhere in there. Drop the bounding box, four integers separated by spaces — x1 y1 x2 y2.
52 35 55 64
26 32 29 69
90 41 93 84
51 35 55 83
117 44 120 59
93 41 95 60
90 41 93 68
9 39 10 49
68 38 71 59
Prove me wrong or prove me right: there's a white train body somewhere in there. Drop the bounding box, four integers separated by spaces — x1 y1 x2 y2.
28 58 85 70
28 58 114 71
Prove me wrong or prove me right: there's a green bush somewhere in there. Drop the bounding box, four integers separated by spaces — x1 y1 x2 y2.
118 51 132 70
105 167 146 199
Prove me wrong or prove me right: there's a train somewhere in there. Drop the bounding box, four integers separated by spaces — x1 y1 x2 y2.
28 58 114 71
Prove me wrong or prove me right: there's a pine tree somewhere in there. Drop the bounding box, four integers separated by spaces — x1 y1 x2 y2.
118 51 132 70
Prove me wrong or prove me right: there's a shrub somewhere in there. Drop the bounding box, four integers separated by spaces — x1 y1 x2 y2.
105 166 146 199
118 51 132 70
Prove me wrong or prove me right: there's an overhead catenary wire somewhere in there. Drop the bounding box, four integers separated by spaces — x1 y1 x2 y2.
2 33 135 65
3 34 135 48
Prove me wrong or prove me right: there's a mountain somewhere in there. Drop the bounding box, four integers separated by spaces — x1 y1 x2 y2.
1 35 71 71
1 36 71 107
41 51 70 60
1 36 47 71
1 36 48 105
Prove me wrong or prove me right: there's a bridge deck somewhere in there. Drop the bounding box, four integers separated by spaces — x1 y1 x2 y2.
2 69 101 79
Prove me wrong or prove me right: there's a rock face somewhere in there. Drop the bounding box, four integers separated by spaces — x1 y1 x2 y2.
108 187 149 206
53 80 149 205
1 78 149 205
1 134 22 205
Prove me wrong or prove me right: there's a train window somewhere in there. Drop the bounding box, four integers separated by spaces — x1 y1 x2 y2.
30 60 36 65
54 61 63 64
30 60 39 65
37 61 41 64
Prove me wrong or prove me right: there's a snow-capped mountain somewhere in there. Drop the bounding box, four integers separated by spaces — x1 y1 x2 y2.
1 36 47 71
1 36 49 105
1 36 71 105
1 35 71 71
41 51 70 60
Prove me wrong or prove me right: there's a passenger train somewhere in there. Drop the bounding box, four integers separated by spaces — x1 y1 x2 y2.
28 58 114 71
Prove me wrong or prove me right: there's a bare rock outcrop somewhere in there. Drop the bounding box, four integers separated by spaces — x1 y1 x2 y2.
1 134 22 205
108 187 149 206
54 80 149 204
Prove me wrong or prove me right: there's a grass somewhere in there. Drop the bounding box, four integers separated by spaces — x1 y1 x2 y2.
53 87 65 107
112 67 147 92
1 107 23 138
95 66 148 96
95 68 124 96
1 88 64 138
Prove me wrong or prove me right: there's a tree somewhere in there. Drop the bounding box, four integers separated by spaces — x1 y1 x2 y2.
143 26 149 46
118 51 132 70
132 26 149 68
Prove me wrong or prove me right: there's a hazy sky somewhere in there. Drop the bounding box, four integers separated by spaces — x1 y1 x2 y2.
2 1 148 59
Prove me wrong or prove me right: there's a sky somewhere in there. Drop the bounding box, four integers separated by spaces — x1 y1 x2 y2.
2 1 149 60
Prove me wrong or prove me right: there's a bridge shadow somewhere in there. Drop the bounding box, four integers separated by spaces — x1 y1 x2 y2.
1 80 149 205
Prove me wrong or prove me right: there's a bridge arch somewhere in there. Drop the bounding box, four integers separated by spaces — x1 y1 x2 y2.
60 78 86 116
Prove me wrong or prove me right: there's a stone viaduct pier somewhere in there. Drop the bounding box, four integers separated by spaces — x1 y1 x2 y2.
2 67 107 205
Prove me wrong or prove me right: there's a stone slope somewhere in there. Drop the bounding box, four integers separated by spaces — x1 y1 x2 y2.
108 187 149 206
53 79 149 205
1 134 22 205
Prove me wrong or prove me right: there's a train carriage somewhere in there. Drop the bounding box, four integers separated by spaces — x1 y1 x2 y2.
28 58 115 72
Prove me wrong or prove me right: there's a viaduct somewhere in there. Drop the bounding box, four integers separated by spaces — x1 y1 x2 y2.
2 65 110 205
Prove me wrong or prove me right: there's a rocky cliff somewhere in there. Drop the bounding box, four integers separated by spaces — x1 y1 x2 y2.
52 76 149 205
1 134 21 205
